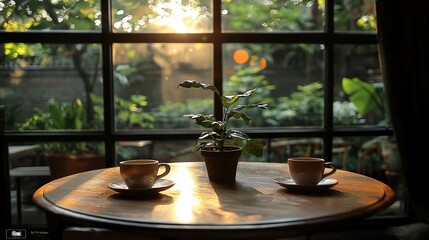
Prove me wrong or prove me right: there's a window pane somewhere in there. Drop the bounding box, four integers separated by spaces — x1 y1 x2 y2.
334 44 386 127
334 0 376 32
222 0 324 32
223 43 324 128
112 0 212 33
0 1 101 31
267 138 324 163
1 43 104 131
113 43 213 130
117 140 200 164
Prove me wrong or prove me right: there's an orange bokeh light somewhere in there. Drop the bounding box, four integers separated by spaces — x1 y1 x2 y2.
258 57 267 71
250 57 268 71
233 49 249 64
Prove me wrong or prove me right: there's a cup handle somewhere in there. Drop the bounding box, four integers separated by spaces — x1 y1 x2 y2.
322 162 337 179
156 163 171 180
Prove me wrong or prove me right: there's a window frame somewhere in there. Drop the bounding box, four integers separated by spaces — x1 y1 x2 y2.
0 0 395 227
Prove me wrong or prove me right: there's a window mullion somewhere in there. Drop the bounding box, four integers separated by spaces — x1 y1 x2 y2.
213 0 223 121
101 0 115 166
323 0 335 160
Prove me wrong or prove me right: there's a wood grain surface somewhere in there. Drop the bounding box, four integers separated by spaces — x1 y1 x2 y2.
33 162 396 239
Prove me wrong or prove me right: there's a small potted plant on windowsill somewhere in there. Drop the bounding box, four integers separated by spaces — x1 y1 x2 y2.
177 80 269 182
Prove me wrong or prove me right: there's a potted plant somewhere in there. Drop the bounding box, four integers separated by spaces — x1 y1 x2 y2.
177 80 268 182
21 98 105 179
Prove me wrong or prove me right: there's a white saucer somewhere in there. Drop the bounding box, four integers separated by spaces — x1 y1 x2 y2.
108 179 175 196
273 177 338 193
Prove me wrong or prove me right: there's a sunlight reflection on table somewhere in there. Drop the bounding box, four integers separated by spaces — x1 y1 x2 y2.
152 163 202 223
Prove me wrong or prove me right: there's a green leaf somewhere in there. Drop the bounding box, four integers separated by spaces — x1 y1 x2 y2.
342 77 383 116
130 95 148 107
177 80 220 97
233 103 269 111
48 104 64 129
184 114 215 128
227 111 251 125
193 139 210 151
237 88 256 97
230 130 249 140
74 117 83 129
90 93 104 104
210 121 225 131
223 89 257 108
256 103 270 110
223 95 239 108
199 131 213 140
243 139 264 158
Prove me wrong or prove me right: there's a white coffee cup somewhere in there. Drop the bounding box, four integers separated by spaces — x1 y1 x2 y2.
288 157 337 186
119 159 170 189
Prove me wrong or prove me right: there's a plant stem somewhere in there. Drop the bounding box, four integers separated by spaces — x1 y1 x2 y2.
220 104 231 152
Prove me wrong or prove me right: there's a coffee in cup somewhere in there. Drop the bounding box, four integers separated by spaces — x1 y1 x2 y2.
119 159 170 189
287 157 337 185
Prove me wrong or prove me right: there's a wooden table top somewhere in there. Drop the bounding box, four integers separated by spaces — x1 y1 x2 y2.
33 162 396 240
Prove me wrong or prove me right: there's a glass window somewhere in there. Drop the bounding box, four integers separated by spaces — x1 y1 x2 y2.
0 1 102 31
1 0 404 227
222 0 324 32
113 43 213 130
116 139 200 164
112 0 213 33
267 137 324 163
224 43 324 127
2 43 103 131
334 44 385 127
334 0 376 32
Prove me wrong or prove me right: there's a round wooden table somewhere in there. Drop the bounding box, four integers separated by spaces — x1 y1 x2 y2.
33 162 395 240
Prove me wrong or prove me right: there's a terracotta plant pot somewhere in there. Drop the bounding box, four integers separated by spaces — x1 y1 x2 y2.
200 147 242 183
46 154 105 179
